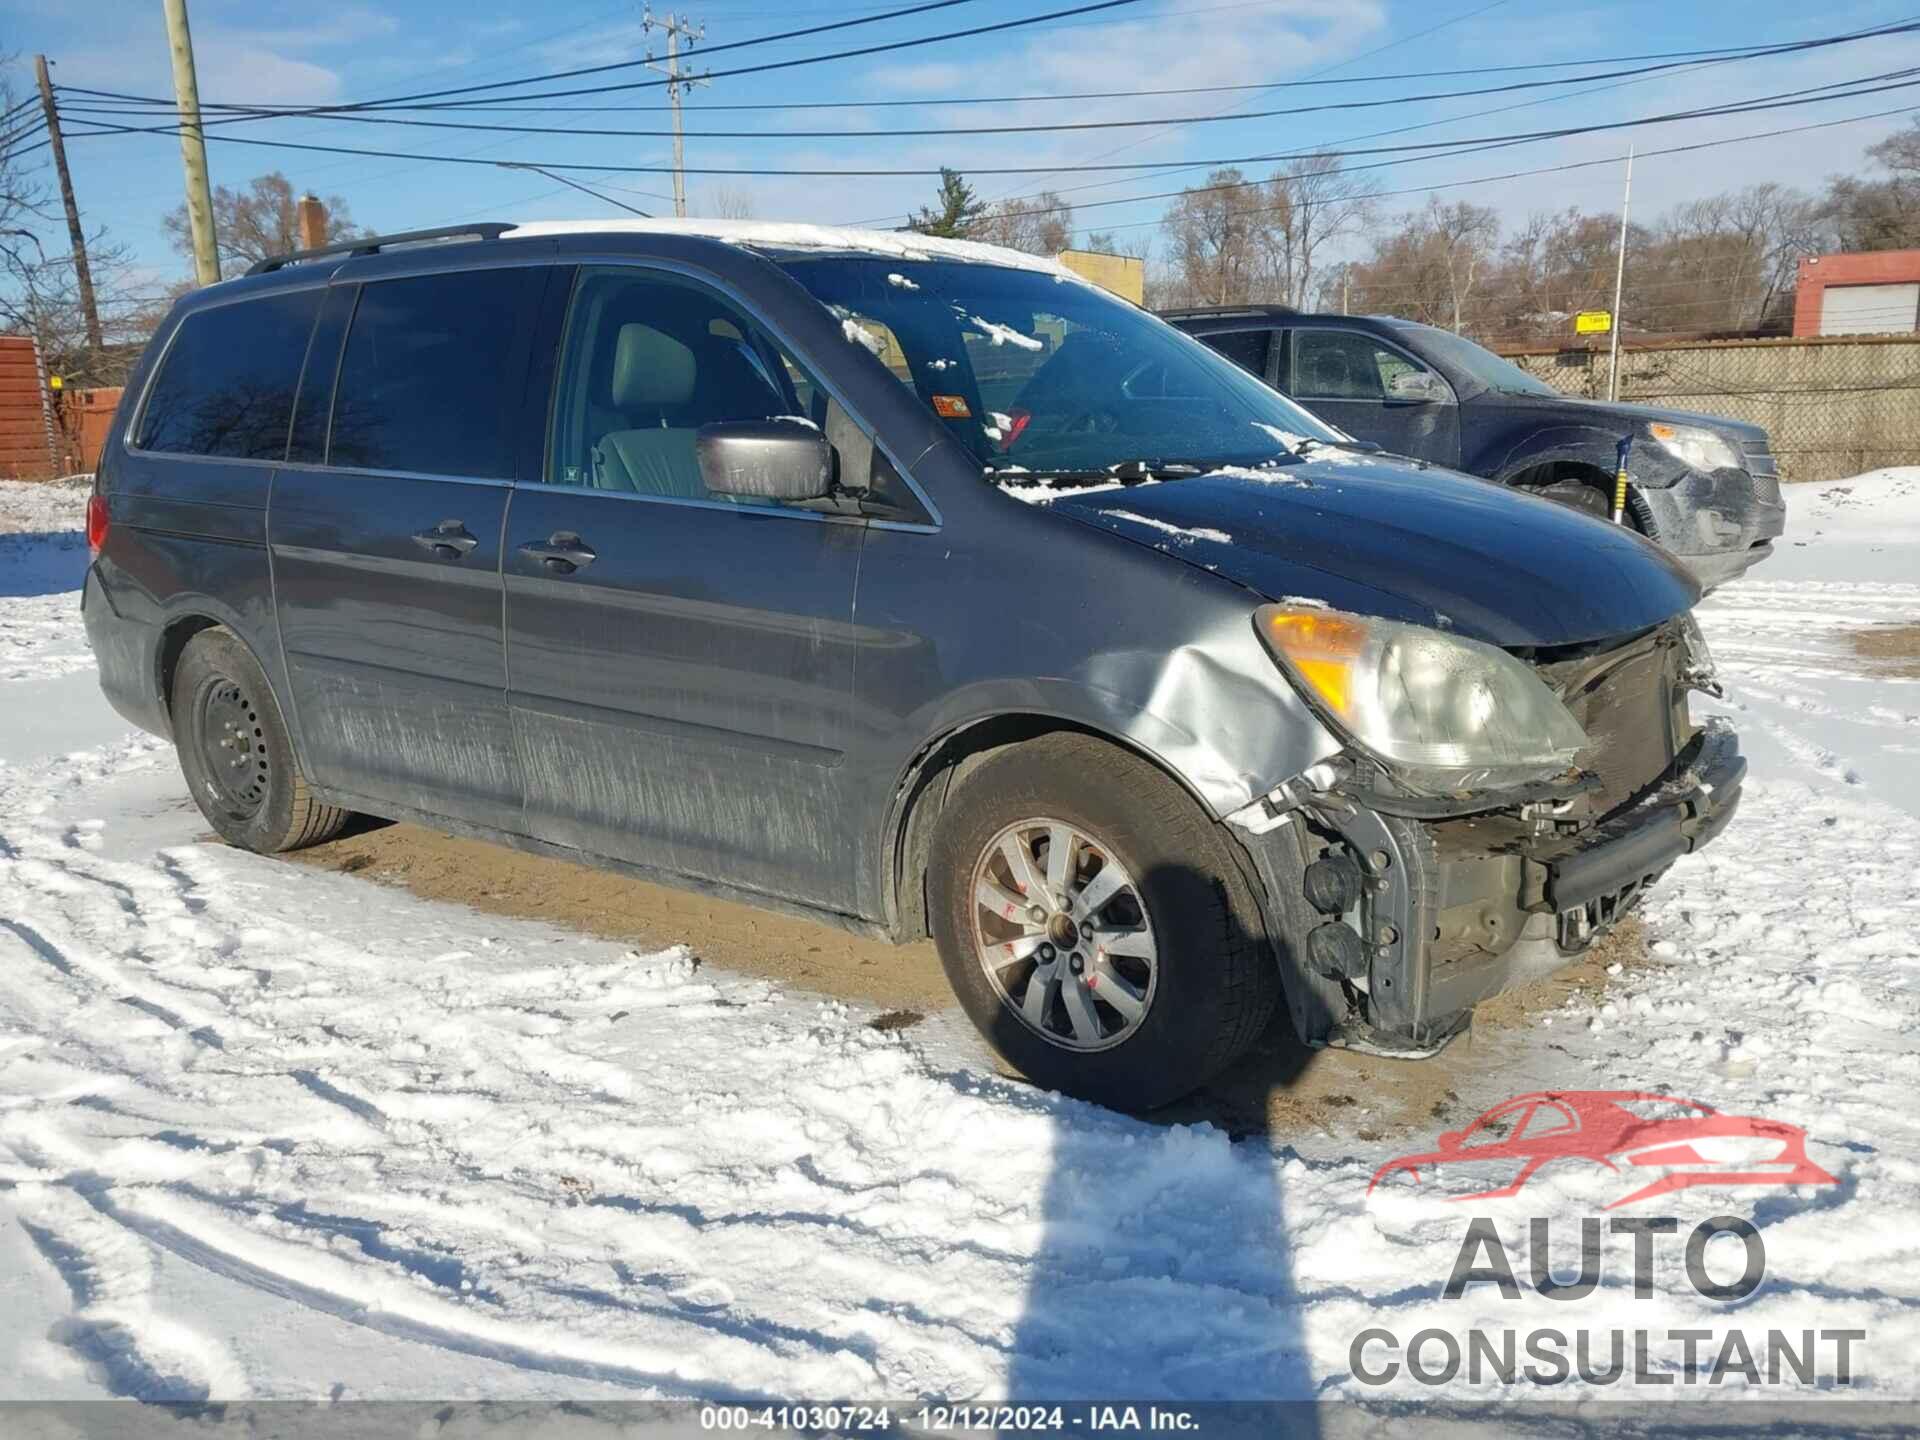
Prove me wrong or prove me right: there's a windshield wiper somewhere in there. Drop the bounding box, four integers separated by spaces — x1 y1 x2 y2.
986 458 1204 487
1294 436 1382 456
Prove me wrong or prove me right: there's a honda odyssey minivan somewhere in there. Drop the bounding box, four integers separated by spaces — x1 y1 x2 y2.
83 220 1744 1110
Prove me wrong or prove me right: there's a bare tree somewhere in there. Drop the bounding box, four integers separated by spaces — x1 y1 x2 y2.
163 171 363 274
1867 116 1920 178
971 191 1075 255
1255 155 1376 309
1083 229 1150 261
0 59 152 386
1350 199 1500 333
700 185 757 220
1160 168 1277 306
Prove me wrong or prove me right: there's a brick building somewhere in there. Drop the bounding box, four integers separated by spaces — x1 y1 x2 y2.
1793 250 1920 337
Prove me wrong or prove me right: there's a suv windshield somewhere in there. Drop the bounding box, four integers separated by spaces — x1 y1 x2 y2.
1401 324 1559 398
772 255 1343 476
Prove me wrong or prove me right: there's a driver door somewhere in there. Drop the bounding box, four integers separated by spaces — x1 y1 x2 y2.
503 265 870 910
1285 327 1461 466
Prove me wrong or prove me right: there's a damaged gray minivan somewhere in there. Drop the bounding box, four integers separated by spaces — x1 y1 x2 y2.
85 220 1744 1110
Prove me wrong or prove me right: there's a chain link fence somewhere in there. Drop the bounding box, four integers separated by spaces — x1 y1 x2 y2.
1495 333 1920 483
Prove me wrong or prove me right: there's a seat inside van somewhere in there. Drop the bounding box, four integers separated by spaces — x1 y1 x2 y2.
564 278 799 499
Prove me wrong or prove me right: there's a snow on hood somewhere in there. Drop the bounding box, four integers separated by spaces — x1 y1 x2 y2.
502 218 1089 283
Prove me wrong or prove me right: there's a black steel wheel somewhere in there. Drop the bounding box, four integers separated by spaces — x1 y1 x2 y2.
171 626 350 853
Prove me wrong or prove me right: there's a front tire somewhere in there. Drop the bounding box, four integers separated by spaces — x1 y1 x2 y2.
928 733 1278 1111
171 627 349 854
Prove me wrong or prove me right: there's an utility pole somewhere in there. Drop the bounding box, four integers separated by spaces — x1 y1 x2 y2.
1606 143 1634 403
33 56 101 352
1342 265 1351 316
161 0 220 286
644 8 708 219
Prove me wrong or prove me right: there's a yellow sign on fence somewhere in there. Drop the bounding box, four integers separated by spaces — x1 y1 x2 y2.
1575 310 1613 335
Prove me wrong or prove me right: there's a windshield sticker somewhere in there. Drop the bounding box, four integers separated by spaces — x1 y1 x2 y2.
931 395 973 419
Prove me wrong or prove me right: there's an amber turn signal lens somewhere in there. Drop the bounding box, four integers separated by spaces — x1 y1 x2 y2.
1258 607 1369 717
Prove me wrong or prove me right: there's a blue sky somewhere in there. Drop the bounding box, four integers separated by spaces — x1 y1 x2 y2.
5 0 1917 283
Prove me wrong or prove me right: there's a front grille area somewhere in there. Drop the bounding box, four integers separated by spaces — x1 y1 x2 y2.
1536 627 1686 816
1741 437 1783 504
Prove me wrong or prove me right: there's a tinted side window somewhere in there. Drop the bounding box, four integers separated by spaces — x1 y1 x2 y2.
135 289 323 459
1197 328 1271 380
328 268 532 478
1292 329 1438 402
287 285 356 466
1292 330 1389 400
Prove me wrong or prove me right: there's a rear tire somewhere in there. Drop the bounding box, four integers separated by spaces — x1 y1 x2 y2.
171 627 349 854
928 733 1278 1112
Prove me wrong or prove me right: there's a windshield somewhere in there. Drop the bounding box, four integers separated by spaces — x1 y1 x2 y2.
1402 324 1559 398
772 255 1343 475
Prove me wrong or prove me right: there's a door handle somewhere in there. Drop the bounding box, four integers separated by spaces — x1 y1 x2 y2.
411 521 480 560
519 532 597 575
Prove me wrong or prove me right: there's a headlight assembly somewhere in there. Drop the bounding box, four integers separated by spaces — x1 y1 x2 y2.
1648 421 1740 473
1255 605 1589 792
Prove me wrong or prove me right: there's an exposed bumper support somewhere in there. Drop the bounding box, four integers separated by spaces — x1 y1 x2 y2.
1546 722 1744 908
1237 720 1745 1054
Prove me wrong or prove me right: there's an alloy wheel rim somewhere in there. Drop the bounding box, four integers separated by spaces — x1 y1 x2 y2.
198 679 270 819
969 817 1158 1052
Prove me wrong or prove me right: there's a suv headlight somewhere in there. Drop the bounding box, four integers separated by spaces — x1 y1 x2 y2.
1648 421 1740 473
1256 605 1589 791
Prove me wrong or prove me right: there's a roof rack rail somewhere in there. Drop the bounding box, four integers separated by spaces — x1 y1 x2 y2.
246 222 515 276
1157 303 1298 318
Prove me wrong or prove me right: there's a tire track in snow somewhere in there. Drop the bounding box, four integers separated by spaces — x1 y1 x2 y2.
13 1184 246 1400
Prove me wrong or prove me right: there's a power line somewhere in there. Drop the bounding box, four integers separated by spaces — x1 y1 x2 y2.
840 44 1749 226
0 115 47 153
55 0 1119 129
66 65 1920 177
65 34 1911 116
498 162 654 217
956 12 1920 236
1057 102 1920 239
60 25 1920 143
976 0 1513 211
954 68 1920 229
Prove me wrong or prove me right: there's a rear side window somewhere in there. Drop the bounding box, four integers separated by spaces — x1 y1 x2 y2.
1197 328 1271 381
327 268 533 478
135 289 323 459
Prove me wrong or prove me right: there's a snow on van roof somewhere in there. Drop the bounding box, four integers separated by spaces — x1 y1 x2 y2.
501 218 1087 281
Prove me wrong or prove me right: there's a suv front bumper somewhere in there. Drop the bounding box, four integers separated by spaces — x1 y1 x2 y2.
1237 719 1745 1054
1640 462 1786 592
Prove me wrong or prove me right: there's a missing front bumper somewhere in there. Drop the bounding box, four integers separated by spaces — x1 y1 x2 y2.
1240 720 1745 1054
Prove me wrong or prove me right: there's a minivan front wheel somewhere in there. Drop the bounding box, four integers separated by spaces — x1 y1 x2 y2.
171 627 350 854
928 733 1277 1111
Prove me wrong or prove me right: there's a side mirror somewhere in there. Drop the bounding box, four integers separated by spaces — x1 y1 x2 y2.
1386 370 1450 404
696 418 834 501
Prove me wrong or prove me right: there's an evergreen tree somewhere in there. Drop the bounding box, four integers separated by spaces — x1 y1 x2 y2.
909 169 987 238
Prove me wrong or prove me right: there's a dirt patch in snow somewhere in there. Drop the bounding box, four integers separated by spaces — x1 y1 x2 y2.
1470 915 1651 1029
1849 621 1920 678
285 820 1642 1146
288 820 953 1013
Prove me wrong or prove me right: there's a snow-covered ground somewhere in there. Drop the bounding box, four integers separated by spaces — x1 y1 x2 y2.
1 473 1916 1411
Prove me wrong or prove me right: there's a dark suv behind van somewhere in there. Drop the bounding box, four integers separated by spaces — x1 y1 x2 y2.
1163 306 1786 590
84 221 1742 1110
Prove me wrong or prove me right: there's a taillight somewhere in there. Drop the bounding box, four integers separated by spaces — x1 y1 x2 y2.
86 494 109 556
